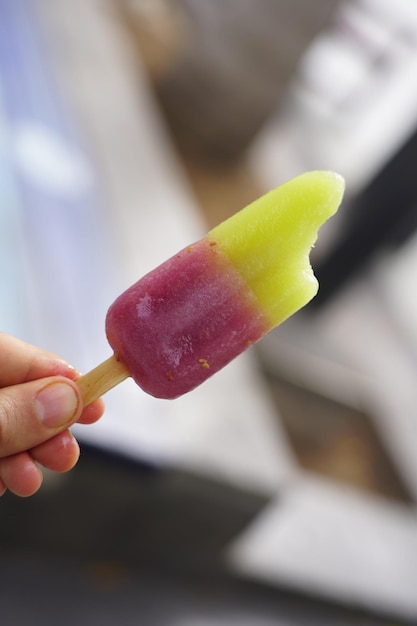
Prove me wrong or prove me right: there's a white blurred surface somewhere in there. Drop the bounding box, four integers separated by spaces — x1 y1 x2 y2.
229 473 417 618
251 0 417 196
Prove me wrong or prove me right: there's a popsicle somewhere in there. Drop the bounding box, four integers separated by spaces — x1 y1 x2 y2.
78 170 344 403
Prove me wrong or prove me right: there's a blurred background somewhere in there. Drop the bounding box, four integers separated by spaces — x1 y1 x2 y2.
1 0 417 624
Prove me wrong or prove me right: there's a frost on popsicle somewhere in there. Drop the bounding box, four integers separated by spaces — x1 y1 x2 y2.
78 170 345 402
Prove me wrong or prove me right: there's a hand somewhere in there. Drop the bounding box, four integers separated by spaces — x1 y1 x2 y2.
0 332 105 497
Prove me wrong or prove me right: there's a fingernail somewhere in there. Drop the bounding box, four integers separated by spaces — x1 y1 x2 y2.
35 382 80 429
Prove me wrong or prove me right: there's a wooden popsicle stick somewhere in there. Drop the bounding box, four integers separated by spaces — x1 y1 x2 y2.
77 354 130 406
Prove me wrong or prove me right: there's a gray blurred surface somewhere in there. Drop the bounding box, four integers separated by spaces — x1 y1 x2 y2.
0 449 409 626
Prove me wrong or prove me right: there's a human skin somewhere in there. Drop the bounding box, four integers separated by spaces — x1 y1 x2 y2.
0 332 104 497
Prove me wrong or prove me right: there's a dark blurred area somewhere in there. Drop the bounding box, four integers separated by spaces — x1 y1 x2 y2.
2 0 417 624
312 123 417 308
119 0 339 167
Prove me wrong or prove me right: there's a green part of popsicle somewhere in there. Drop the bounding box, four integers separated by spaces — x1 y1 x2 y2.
209 170 345 325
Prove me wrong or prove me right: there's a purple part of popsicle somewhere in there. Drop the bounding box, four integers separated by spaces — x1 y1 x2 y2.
106 238 270 399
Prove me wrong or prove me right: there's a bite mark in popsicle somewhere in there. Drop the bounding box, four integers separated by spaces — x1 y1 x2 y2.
78 170 345 403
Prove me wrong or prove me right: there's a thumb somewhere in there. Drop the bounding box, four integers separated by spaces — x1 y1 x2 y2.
0 377 83 458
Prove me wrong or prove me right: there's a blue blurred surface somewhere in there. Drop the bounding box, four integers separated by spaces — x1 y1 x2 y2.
0 0 114 365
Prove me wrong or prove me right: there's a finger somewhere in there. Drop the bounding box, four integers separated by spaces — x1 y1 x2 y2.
76 398 105 425
0 478 6 496
0 377 83 457
0 333 107 421
0 332 78 386
0 452 43 497
30 430 80 472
